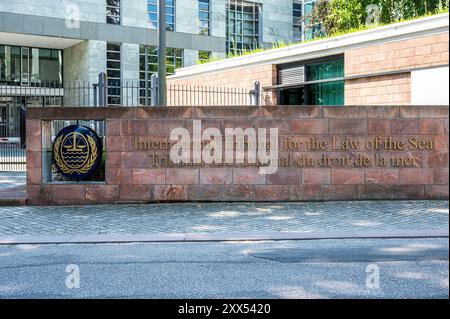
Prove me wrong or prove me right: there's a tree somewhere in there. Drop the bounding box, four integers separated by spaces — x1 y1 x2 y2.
305 0 449 38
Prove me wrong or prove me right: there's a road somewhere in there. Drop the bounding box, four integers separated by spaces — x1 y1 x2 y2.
0 237 448 298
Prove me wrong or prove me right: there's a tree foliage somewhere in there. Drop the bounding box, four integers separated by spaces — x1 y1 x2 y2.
307 0 449 37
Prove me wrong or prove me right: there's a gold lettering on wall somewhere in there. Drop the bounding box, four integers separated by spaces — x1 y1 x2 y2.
130 136 434 168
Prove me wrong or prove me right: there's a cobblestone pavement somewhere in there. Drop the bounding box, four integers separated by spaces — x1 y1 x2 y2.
0 201 447 236
0 172 26 205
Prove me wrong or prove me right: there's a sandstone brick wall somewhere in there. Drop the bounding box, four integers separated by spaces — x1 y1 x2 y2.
26 105 449 205
345 33 449 77
345 32 449 105
167 64 278 106
345 73 411 105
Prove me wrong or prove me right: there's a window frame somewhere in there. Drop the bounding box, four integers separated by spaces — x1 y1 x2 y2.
139 45 184 105
277 55 345 106
148 0 176 31
198 0 211 35
293 1 302 42
106 42 122 106
106 0 121 25
226 0 261 55
0 44 63 87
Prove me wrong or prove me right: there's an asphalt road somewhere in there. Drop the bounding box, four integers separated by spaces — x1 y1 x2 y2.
0 238 448 299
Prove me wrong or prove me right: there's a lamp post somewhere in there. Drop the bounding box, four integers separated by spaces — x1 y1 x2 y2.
158 0 167 106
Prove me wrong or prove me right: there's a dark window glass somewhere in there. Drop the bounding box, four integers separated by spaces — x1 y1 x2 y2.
293 1 302 42
306 58 344 81
307 81 344 106
107 42 121 105
106 0 120 25
33 48 62 85
107 42 121 52
107 52 120 60
107 0 120 6
0 46 20 85
107 70 121 78
280 87 305 105
278 57 344 106
305 58 344 105
0 45 62 86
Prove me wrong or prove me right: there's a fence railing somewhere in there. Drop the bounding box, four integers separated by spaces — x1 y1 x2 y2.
0 80 260 107
166 84 252 106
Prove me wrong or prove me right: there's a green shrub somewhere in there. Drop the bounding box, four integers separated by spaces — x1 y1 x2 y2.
308 0 449 37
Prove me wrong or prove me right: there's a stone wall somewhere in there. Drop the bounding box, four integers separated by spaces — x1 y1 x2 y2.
345 73 411 106
26 105 449 205
0 0 106 23
345 33 449 77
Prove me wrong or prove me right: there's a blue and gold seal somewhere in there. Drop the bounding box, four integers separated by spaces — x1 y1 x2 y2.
53 125 102 180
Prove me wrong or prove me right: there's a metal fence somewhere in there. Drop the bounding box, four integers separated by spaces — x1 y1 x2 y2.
0 101 26 171
1 80 258 108
166 84 253 106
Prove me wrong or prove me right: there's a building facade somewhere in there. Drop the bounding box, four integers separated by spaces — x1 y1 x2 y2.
0 0 318 108
168 13 450 106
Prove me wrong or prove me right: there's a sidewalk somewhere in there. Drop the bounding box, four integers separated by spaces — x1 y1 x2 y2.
0 172 26 206
0 200 448 244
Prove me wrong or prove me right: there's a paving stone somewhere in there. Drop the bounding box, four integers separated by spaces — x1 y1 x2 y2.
0 201 447 236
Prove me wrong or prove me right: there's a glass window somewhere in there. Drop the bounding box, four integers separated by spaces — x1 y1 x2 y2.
306 58 344 81
293 1 302 42
0 45 62 86
106 0 121 25
148 0 176 31
139 45 183 105
306 57 344 105
107 42 121 106
307 81 344 106
0 46 20 85
278 57 344 106
32 49 63 86
280 87 305 105
226 0 260 55
198 0 210 35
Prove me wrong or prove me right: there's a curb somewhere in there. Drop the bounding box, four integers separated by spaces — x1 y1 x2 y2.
0 198 26 206
0 229 448 245
0 186 26 206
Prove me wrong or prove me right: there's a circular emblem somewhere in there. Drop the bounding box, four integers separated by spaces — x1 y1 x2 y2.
53 125 102 180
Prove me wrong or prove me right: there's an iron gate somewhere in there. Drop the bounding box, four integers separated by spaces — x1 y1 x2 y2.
0 98 26 171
